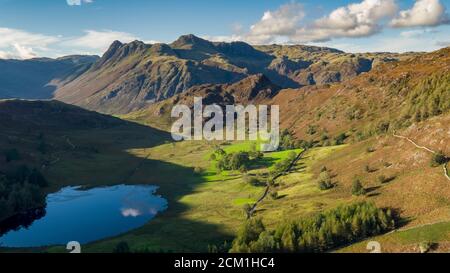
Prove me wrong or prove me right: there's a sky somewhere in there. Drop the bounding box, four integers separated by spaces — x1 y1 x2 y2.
0 0 449 59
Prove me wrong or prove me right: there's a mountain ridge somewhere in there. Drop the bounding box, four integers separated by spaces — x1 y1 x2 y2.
52 34 420 114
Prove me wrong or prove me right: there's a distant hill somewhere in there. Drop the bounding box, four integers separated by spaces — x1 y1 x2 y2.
0 55 98 99
126 47 449 142
270 47 450 143
123 73 281 130
53 35 417 114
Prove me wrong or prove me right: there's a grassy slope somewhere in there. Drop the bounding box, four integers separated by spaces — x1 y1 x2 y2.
2 101 448 253
337 221 450 253
39 114 450 253
40 141 303 252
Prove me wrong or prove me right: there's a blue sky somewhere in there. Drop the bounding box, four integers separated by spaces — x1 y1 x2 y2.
0 0 449 58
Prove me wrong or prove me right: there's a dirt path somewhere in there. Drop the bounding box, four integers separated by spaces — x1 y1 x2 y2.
123 149 152 184
248 149 307 218
393 133 449 181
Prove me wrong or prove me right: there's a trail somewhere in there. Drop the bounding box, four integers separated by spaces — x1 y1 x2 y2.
393 133 449 182
65 136 76 150
247 149 307 218
393 133 437 154
123 149 152 184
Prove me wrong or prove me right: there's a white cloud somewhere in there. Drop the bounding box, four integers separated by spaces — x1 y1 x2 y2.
291 0 398 42
245 3 305 44
220 0 400 44
0 27 140 59
0 27 60 59
391 0 449 27
65 30 139 52
67 0 93 6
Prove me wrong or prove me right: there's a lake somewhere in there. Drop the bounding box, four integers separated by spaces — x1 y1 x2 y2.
0 185 168 248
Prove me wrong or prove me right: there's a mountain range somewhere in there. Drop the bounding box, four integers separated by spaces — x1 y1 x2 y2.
0 34 449 253
0 34 419 114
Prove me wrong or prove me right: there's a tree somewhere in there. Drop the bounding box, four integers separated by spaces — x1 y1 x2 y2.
230 202 395 253
230 152 250 170
29 168 48 187
280 223 297 252
14 165 31 183
251 231 277 253
4 148 20 163
37 141 48 154
230 218 265 253
352 179 366 196
113 241 131 253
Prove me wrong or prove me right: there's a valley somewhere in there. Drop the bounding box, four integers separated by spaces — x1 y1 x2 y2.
0 36 449 253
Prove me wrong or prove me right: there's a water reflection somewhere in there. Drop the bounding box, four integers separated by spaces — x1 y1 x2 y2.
0 185 168 248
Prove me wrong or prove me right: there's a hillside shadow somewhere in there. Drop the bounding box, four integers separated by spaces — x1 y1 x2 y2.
0 108 234 253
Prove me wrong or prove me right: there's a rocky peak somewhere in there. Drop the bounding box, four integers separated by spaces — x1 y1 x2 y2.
171 34 215 51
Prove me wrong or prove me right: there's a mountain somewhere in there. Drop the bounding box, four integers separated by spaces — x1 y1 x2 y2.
269 47 450 143
53 35 417 114
126 46 449 142
0 55 98 99
123 73 280 130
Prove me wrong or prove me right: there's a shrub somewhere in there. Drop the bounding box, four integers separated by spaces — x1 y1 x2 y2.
193 167 204 175
317 171 333 191
334 133 348 145
4 148 20 163
364 165 374 173
377 175 387 184
352 179 366 196
318 180 333 191
243 175 261 186
430 151 447 167
419 242 433 253
269 191 279 200
242 204 253 218
306 125 317 135
366 147 376 153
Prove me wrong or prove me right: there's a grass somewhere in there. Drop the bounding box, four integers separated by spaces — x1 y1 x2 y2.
336 221 450 253
2 102 449 253
39 139 305 253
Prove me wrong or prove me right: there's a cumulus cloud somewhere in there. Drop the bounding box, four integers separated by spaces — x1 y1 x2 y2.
217 0 448 45
218 0 400 44
291 0 398 42
67 0 93 6
245 3 305 44
391 0 449 27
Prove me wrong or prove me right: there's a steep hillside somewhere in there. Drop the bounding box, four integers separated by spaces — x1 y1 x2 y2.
270 47 450 144
54 35 416 114
0 56 98 99
123 74 280 130
256 45 418 85
0 99 170 224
